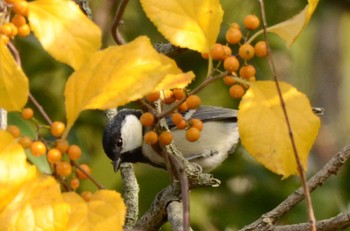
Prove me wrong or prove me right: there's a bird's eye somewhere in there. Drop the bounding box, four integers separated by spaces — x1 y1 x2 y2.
115 138 123 147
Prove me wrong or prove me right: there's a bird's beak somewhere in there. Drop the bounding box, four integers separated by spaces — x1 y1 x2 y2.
113 158 122 173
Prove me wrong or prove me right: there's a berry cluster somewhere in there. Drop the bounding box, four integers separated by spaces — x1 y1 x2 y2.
0 0 31 44
141 89 204 147
203 15 267 99
6 107 91 193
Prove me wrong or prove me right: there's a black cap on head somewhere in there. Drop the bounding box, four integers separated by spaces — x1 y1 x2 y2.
102 109 142 172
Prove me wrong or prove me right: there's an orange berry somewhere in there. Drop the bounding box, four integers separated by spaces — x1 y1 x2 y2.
185 95 201 109
17 24 30 37
244 15 260 30
13 0 29 17
229 85 245 99
30 141 47 157
201 52 209 59
145 91 160 102
209 43 225 60
159 131 173 145
76 164 91 179
223 56 240 72
81 191 92 202
9 23 18 37
0 23 15 37
67 145 82 161
223 76 235 86
178 101 188 112
222 45 232 59
0 34 9 44
21 107 34 119
12 14 26 27
186 127 201 142
225 28 242 44
175 119 187 129
255 41 268 57
164 90 175 104
239 65 256 79
70 178 80 190
173 89 186 100
56 139 69 153
223 73 237 86
47 148 62 164
172 113 183 125
50 121 65 138
18 136 32 149
140 112 155 127
144 131 158 145
56 161 72 177
190 118 203 131
239 43 255 61
6 125 21 138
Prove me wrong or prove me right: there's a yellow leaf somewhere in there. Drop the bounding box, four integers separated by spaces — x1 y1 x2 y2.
140 0 223 53
238 81 320 178
0 174 70 230
63 190 125 230
28 0 102 70
64 36 194 135
0 42 29 111
0 130 36 211
153 54 195 91
266 0 319 47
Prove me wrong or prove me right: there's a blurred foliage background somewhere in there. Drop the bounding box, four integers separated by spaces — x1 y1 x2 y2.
7 0 350 230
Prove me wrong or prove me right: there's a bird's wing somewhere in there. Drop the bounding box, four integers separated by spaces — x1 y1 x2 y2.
166 106 237 128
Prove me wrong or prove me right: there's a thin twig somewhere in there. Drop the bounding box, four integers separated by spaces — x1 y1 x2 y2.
167 151 190 231
156 70 229 119
71 160 105 190
29 94 53 125
240 145 350 231
258 1 316 230
7 42 21 66
111 0 129 45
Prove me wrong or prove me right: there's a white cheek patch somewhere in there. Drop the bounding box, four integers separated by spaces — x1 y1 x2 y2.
120 115 143 153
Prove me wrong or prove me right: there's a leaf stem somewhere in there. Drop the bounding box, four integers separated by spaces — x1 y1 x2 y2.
258 1 316 230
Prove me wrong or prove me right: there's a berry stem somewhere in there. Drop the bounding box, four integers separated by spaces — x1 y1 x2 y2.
258 1 316 230
71 160 105 189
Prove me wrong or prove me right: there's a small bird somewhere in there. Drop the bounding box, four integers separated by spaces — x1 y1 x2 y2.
102 106 239 173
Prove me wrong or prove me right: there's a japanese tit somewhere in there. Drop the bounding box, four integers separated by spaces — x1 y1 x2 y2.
102 106 239 173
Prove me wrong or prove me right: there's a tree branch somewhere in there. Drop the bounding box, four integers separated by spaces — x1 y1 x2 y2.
240 145 350 231
273 212 350 231
120 163 140 228
135 183 182 230
167 201 194 231
74 0 92 19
